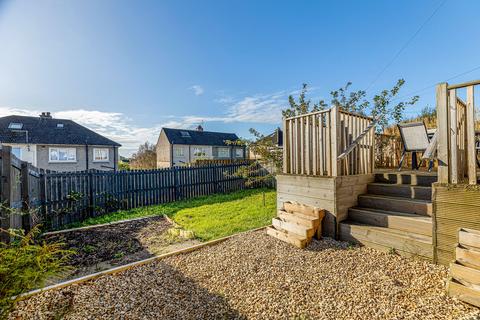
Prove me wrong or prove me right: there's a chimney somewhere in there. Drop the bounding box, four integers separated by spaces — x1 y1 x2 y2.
39 112 52 119
196 124 204 132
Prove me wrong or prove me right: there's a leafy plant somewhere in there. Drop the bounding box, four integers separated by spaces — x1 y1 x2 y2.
0 226 73 319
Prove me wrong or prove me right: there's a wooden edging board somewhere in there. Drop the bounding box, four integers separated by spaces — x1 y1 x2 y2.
43 215 162 236
20 226 268 300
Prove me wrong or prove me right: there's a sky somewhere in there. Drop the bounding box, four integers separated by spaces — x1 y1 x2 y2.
0 0 479 156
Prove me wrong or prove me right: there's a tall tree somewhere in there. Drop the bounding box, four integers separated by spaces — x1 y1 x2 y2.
130 142 156 169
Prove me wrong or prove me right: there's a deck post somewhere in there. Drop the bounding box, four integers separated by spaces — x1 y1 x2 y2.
436 83 449 184
466 86 477 185
282 118 288 174
330 106 340 176
449 89 458 184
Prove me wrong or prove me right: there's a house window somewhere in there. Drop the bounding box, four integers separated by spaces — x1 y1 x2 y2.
193 147 206 157
235 148 244 158
180 131 191 138
218 147 230 158
8 123 23 129
174 147 185 157
93 148 109 162
12 147 22 159
49 147 76 162
56 123 64 128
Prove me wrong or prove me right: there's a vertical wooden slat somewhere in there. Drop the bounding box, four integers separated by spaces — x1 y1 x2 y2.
437 83 450 183
283 118 288 173
449 89 458 184
466 85 477 185
330 106 340 176
312 115 317 175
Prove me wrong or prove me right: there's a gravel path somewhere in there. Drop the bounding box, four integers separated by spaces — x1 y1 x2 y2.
11 230 480 320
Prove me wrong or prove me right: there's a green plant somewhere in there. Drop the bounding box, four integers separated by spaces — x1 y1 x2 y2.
113 252 124 259
0 226 73 319
388 247 397 255
66 191 83 202
83 244 96 254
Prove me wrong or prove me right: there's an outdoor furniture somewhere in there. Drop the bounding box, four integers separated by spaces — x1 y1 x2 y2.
397 122 433 171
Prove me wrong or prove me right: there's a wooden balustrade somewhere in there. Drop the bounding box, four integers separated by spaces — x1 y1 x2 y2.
437 80 478 185
283 106 375 177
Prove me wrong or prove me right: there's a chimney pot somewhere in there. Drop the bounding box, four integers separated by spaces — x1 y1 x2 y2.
40 112 52 119
196 125 204 132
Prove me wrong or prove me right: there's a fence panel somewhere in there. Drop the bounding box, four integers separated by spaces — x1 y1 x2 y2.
37 162 265 230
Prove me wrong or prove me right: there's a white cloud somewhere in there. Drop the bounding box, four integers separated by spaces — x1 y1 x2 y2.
189 85 204 96
0 87 319 157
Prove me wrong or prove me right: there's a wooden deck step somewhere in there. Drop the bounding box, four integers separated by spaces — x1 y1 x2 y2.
374 172 437 187
266 227 307 249
367 183 432 201
272 217 314 238
339 221 433 259
277 210 320 229
348 207 432 236
358 194 432 216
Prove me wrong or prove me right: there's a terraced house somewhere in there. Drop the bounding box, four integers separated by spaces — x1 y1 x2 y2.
156 126 246 167
0 112 121 172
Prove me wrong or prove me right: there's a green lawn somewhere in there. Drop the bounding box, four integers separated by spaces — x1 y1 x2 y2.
63 188 276 241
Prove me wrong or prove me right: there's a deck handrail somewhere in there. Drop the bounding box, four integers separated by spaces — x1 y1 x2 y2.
337 121 376 160
284 109 331 121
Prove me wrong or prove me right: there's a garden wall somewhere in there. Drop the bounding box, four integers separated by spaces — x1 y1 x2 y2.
276 173 374 238
433 184 480 265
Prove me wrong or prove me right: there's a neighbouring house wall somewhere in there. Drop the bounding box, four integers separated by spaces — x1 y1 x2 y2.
433 184 480 266
276 173 374 238
36 144 116 172
190 145 213 161
212 146 232 159
2 143 37 166
156 131 171 168
172 145 190 166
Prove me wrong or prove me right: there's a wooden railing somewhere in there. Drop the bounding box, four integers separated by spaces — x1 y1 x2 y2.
436 80 478 185
282 106 375 176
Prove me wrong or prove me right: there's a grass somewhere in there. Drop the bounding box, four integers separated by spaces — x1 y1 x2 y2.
63 188 277 241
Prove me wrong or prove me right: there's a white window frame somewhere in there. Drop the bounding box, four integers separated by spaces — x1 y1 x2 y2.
174 146 185 157
218 147 230 158
93 148 109 162
193 147 206 157
235 148 244 158
49 147 77 163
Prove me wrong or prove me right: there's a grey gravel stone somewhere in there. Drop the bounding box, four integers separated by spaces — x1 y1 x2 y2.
10 230 480 319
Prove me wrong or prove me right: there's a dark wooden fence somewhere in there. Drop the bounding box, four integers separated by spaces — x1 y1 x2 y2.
0 146 270 233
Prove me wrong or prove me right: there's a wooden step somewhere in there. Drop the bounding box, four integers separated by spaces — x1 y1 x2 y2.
339 221 433 259
367 183 432 201
358 194 432 216
448 279 480 308
348 207 432 236
283 201 324 219
277 210 320 229
374 172 437 187
450 262 480 291
272 217 314 238
266 227 307 249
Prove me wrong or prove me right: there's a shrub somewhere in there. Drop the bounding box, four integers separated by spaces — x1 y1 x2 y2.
0 226 73 319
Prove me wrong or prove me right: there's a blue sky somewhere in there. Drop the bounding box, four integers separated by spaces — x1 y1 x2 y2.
0 0 479 156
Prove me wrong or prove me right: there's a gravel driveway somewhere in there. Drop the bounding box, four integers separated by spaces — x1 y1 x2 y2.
11 230 480 319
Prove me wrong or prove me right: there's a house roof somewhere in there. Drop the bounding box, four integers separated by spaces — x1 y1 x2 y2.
0 115 121 146
162 128 239 146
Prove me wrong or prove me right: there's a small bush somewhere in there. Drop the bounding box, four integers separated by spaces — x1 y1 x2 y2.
0 226 73 319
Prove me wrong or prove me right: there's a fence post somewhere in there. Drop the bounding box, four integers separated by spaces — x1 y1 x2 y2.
0 147 11 242
173 167 179 201
88 169 94 217
330 106 340 176
437 83 449 184
20 161 33 231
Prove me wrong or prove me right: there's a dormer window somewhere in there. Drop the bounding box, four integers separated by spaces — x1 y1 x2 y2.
8 123 23 129
56 123 64 128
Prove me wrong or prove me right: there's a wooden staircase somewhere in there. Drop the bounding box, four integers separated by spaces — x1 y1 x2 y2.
267 202 325 248
339 172 437 260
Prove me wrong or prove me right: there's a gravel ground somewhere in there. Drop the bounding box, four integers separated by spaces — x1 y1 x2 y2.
11 230 480 320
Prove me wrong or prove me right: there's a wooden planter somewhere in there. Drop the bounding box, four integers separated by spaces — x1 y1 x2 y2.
448 228 480 307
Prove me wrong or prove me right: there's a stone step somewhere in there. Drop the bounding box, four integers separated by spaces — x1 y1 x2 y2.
272 217 315 238
367 183 432 201
358 194 432 216
266 226 307 249
339 221 433 259
348 207 432 236
374 172 437 187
